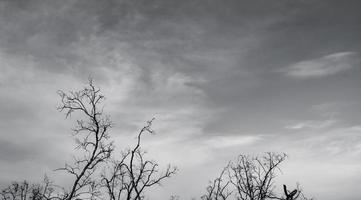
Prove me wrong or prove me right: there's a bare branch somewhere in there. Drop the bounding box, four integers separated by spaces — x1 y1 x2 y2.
57 79 113 200
101 119 177 200
201 164 232 200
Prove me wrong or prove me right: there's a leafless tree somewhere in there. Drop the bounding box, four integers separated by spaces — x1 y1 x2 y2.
0 177 55 200
57 79 114 200
227 152 287 200
1 181 30 200
100 118 177 200
0 79 313 200
201 166 232 200
1 79 179 200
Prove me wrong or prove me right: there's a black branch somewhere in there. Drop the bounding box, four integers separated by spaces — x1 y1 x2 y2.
57 79 113 200
201 165 232 200
101 118 177 200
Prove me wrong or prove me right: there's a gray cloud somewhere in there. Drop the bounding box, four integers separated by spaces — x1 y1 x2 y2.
282 52 359 78
1 1 361 199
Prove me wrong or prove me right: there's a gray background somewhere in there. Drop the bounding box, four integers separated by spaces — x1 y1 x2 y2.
0 0 361 199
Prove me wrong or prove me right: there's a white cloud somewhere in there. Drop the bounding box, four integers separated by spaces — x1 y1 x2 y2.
285 119 337 130
282 52 358 78
204 135 260 148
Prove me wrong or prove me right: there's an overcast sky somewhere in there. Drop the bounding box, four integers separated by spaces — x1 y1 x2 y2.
1 0 361 199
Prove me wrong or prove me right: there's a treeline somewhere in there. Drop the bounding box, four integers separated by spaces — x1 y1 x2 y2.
1 80 313 200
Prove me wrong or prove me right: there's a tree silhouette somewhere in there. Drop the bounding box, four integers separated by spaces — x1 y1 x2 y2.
0 177 55 200
201 166 231 200
101 118 177 200
0 80 312 200
201 153 313 200
228 152 286 200
57 79 114 200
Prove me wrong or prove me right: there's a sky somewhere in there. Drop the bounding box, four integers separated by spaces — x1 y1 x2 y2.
0 0 361 199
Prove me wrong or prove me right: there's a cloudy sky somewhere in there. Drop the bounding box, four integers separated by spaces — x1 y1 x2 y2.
1 0 361 199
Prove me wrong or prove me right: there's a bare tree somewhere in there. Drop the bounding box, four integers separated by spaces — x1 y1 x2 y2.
0 79 313 200
1 79 181 200
0 177 55 200
101 118 177 200
201 166 232 200
1 79 179 200
1 181 30 200
57 79 113 200
227 152 287 200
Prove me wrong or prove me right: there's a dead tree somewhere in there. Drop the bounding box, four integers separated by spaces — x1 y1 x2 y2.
1 79 179 200
101 118 177 200
57 79 113 200
0 181 30 200
228 152 287 200
201 165 232 200
0 177 55 200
